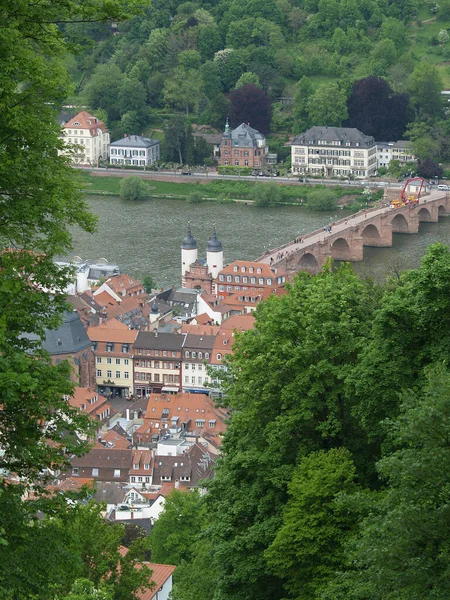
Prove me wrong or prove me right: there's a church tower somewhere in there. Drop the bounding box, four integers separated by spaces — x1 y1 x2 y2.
206 224 223 279
181 222 198 286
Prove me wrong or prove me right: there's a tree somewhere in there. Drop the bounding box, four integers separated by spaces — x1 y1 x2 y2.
307 83 348 127
198 25 223 61
293 76 313 133
202 264 377 600
163 116 193 164
84 63 125 122
346 77 410 140
438 28 449 44
352 243 450 435
163 67 204 116
119 176 151 201
118 77 148 125
266 449 360 600
307 189 338 210
409 61 443 119
63 579 112 600
150 490 206 565
143 276 157 294
417 157 444 178
229 84 272 133
234 72 261 89
251 182 284 206
323 367 450 599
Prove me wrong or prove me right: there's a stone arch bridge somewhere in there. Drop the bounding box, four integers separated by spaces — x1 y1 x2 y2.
257 191 450 275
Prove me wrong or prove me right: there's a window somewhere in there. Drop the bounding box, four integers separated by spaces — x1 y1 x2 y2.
107 357 112 364
172 351 177 357
124 359 129 365
131 476 136 483
185 350 190 358
198 376 202 384
191 377 195 384
124 372 130 379
192 351 197 358
209 420 216 427
259 278 264 284
205 352 210 359
226 275 232 282
96 357 101 364
107 370 112 378
243 276 248 283
251 277 256 284
96 369 102 377
234 276 240 282
217 353 222 361
154 361 160 369
185 363 189 370
155 350 160 356
72 467 79 476
191 363 196 371
115 358 120 365
114 469 121 478
106 342 114 352
122 344 129 353
92 468 99 476
198 352 202 359
219 274 224 281
195 419 205 427
185 375 189 383
116 371 120 378
137 349 142 355
267 278 272 285
163 351 167 356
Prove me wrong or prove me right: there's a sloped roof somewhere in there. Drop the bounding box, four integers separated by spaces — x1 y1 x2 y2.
110 135 159 149
134 331 185 351
64 111 108 134
292 126 375 148
87 326 138 344
42 310 91 355
229 122 265 148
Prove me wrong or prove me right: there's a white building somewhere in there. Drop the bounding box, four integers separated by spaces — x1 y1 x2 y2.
291 126 378 178
376 141 417 169
61 111 110 166
109 134 160 166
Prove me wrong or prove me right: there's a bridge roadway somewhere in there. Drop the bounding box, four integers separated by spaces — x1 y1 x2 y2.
257 190 450 275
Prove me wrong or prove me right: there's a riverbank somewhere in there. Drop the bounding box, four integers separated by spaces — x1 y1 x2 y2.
77 171 365 206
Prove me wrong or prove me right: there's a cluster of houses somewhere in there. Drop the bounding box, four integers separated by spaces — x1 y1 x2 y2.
60 110 416 177
28 227 287 554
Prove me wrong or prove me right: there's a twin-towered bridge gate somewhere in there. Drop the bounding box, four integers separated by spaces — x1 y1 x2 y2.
257 191 450 274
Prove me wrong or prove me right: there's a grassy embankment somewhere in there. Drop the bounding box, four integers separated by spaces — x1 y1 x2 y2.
77 171 366 207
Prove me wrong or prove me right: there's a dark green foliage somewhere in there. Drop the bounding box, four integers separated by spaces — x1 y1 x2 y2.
346 77 410 140
229 84 272 134
417 157 444 179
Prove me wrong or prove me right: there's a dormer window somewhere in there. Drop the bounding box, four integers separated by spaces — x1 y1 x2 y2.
134 463 139 470
233 266 238 272
106 342 114 352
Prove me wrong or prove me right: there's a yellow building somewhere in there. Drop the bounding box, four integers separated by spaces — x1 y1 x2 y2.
87 324 138 398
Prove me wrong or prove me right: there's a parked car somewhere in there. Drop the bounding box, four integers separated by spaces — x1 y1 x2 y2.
438 184 449 190
181 171 192 176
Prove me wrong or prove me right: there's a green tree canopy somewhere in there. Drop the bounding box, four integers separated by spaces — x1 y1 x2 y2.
408 61 443 119
119 176 151 201
307 82 348 127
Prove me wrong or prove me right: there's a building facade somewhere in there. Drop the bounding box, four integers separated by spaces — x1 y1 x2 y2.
376 141 417 169
109 135 160 166
61 111 110 166
87 327 138 397
214 260 286 298
182 334 216 393
219 121 268 168
291 126 377 178
133 332 185 396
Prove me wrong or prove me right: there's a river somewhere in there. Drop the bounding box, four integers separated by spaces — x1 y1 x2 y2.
70 196 450 286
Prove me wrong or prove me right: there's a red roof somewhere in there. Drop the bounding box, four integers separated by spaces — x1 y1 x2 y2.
118 546 175 600
64 111 108 135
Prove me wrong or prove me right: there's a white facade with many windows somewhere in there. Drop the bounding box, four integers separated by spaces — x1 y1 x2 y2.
62 111 110 166
291 126 377 178
110 135 160 166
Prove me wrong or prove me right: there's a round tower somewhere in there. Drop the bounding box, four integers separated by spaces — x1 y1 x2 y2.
206 224 223 279
181 222 198 286
149 301 160 325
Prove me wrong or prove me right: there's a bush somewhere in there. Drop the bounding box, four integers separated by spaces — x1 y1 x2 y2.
306 190 338 211
187 192 203 203
119 176 151 201
251 183 285 207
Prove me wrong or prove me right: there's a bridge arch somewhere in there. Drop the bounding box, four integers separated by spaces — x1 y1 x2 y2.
361 223 381 245
331 237 352 261
418 207 432 222
390 213 409 233
438 204 447 216
297 252 319 273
